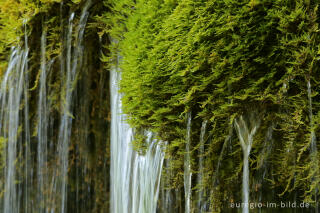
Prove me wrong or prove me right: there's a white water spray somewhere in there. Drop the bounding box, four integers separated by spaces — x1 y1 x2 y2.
37 26 49 213
234 114 259 213
110 57 164 213
0 47 28 213
307 80 319 212
54 1 91 212
184 112 192 213
197 120 207 212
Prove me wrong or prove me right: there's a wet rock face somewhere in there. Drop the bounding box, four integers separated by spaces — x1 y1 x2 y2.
0 1 110 212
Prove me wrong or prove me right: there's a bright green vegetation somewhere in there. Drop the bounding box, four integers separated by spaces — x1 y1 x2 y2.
106 0 320 211
0 0 65 74
0 0 319 212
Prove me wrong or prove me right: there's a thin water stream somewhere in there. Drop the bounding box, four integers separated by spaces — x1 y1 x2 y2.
234 114 260 213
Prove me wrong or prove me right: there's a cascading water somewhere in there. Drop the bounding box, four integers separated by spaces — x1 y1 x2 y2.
184 113 192 213
257 124 274 208
307 80 319 212
307 80 317 156
37 25 49 213
110 60 134 212
54 11 75 213
160 159 174 213
131 132 164 213
0 46 28 213
210 126 232 212
307 81 318 159
0 1 110 212
23 22 32 213
197 120 207 212
234 114 260 213
110 58 164 213
49 1 91 212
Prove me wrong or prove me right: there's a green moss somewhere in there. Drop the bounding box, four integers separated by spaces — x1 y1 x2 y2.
107 0 320 210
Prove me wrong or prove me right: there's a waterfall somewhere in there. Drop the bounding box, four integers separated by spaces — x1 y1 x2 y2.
307 80 319 212
184 112 192 213
37 25 49 213
307 80 318 159
0 47 28 213
55 11 75 213
53 1 91 212
23 22 32 213
257 124 274 212
161 159 174 213
0 1 111 212
197 120 207 212
131 133 164 213
234 114 259 213
110 57 164 213
210 126 232 212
